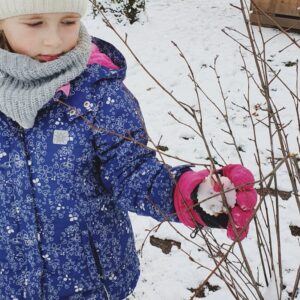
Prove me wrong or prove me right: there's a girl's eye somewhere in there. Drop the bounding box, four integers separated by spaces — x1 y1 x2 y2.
63 21 77 25
25 21 77 27
27 22 42 27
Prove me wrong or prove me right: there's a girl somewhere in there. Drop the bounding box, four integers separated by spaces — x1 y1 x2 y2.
0 1 257 299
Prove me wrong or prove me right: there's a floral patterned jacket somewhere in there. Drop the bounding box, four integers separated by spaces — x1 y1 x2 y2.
0 36 189 300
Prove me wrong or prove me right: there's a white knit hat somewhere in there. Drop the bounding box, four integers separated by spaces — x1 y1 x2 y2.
0 0 88 20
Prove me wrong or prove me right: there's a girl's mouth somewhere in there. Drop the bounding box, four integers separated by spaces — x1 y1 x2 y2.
37 54 61 62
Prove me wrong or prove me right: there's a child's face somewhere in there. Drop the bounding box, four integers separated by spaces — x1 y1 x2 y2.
0 12 81 62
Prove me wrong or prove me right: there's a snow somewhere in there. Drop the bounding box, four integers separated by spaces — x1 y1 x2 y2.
82 0 300 299
197 175 236 216
263 273 279 300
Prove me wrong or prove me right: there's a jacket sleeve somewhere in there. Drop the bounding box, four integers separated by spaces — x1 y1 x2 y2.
93 79 191 222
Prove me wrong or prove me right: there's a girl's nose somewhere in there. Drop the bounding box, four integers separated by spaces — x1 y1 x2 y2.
42 28 63 48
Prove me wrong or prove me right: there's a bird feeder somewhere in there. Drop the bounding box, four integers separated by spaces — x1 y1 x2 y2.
250 0 300 31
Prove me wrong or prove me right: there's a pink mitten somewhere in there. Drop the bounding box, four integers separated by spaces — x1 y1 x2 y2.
222 164 257 240
174 164 257 241
174 169 210 228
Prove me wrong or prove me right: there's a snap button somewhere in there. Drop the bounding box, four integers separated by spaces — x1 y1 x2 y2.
84 101 90 108
69 109 76 116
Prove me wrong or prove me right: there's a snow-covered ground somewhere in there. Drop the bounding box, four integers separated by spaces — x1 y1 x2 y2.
83 1 300 299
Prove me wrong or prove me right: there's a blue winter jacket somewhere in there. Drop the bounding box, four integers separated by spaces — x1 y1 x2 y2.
0 36 189 299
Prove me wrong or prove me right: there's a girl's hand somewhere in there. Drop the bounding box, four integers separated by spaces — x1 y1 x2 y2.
174 164 257 241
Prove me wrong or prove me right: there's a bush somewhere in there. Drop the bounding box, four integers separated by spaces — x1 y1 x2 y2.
92 0 146 24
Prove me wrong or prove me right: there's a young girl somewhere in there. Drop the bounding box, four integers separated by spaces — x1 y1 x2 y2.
0 1 257 299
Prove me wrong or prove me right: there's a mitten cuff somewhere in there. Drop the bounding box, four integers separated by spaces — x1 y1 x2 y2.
174 170 209 227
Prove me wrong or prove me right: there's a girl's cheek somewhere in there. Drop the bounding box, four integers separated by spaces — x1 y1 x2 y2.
9 36 37 57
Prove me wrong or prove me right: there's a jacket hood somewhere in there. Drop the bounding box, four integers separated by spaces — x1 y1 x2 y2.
89 36 127 81
50 36 128 121
57 35 127 98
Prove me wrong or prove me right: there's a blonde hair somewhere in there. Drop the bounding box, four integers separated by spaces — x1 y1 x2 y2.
0 30 11 51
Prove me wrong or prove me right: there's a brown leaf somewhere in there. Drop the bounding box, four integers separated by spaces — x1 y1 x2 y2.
256 187 292 200
290 225 300 237
150 235 181 254
188 282 221 298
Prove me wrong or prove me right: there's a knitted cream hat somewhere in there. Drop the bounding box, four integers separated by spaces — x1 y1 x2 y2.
0 0 88 20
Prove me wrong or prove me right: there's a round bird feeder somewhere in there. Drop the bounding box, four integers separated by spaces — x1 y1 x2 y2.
250 0 300 31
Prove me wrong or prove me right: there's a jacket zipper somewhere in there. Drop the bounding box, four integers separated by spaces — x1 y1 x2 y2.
19 127 45 299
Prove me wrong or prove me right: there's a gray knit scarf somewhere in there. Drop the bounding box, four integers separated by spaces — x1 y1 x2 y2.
0 23 92 129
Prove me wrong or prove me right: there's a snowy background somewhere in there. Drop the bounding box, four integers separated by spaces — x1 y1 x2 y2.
82 1 300 299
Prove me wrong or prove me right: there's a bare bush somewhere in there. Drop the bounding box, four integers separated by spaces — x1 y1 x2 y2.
81 1 300 299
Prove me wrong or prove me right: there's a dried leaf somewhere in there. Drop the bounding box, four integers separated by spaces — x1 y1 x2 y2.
290 225 300 237
256 187 292 200
150 235 181 254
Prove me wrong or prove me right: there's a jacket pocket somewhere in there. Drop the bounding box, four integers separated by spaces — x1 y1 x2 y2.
80 227 104 288
87 229 103 278
43 224 102 298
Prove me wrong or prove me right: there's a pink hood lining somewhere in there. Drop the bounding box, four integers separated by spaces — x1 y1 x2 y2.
57 42 119 96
